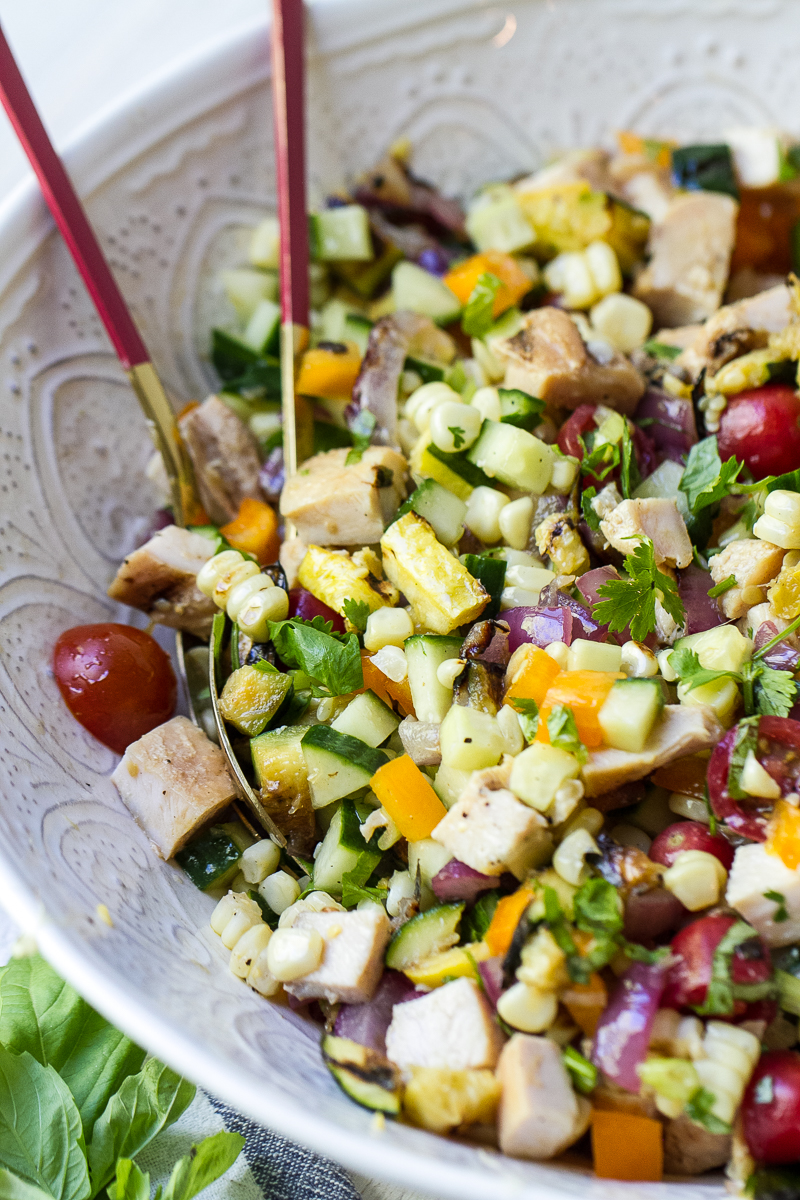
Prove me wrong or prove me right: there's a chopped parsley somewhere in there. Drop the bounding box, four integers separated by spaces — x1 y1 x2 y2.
341 598 370 633
345 409 376 465
620 421 640 499
642 338 682 361
461 272 502 338
685 1087 731 1135
765 891 790 923
679 436 742 516
268 615 363 696
448 425 466 450
727 717 760 800
694 919 775 1016
667 649 796 719
580 485 601 531
547 705 587 765
579 437 620 481
592 537 685 642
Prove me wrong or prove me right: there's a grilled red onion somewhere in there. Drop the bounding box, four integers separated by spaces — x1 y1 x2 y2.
755 621 800 671
678 564 723 635
258 445 284 504
592 960 668 1093
333 971 418 1054
623 888 687 944
635 388 698 464
504 605 573 652
431 859 499 902
398 717 441 766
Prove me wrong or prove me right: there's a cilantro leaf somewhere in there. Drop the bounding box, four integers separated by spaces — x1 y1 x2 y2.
642 339 681 361
345 410 376 465
462 272 502 338
580 486 601 531
751 663 797 717
448 425 466 449
547 705 587 765
573 878 623 936
268 618 363 696
579 437 620 481
727 717 760 800
685 1087 732 1135
510 697 539 741
461 891 500 944
667 647 737 692
592 537 685 642
341 599 370 633
679 436 742 515
620 421 640 499
765 891 789 923
708 574 737 598
562 1047 597 1095
693 919 774 1016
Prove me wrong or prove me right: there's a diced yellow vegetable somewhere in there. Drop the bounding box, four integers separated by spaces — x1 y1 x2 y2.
380 512 489 634
409 438 473 501
403 1067 501 1134
297 545 389 617
769 551 800 620
404 941 491 988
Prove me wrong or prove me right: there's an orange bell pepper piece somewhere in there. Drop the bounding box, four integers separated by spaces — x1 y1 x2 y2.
536 669 623 749
484 884 536 958
504 646 562 709
361 652 415 716
295 340 362 401
443 251 531 318
371 754 447 842
562 973 608 1037
220 497 281 565
591 1109 663 1182
767 798 800 869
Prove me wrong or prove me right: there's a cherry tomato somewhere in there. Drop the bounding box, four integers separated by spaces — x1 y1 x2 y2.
662 913 772 1014
708 716 800 841
288 588 345 633
53 623 176 754
649 821 734 871
717 384 800 480
742 1051 800 1163
558 404 597 461
557 403 656 490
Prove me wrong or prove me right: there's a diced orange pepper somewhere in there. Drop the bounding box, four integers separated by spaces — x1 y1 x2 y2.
651 754 709 800
295 340 362 401
562 974 608 1037
443 251 531 318
536 670 623 749
616 130 673 171
361 652 415 716
504 645 562 709
767 798 800 870
220 497 281 565
484 885 536 958
591 1109 663 1182
371 754 447 842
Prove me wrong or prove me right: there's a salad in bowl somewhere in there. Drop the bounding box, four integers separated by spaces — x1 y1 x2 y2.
50 128 800 1191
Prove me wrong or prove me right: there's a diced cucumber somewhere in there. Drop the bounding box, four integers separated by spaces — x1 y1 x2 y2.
175 825 243 891
392 479 466 547
250 216 280 269
242 298 281 356
462 554 506 620
426 443 494 490
309 205 373 262
466 189 536 254
301 725 388 809
598 678 665 753
251 725 309 798
405 634 463 723
407 838 453 904
385 902 464 970
671 624 752 675
566 639 623 673
633 458 684 500
312 800 381 896
439 704 505 771
433 764 473 810
467 420 553 493
498 387 545 431
405 355 446 384
321 1034 402 1115
331 690 400 748
392 262 462 325
220 267 278 320
218 664 293 737
344 314 373 354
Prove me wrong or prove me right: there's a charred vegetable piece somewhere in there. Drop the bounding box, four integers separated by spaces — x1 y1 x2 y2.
218 663 293 737
321 1034 402 1115
385 903 464 972
671 143 738 199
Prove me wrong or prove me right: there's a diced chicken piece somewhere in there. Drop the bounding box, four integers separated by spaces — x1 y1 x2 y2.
709 538 785 620
582 705 723 797
112 716 236 859
726 843 800 947
385 978 503 1073
619 169 674 224
633 192 738 327
278 536 308 590
676 284 792 381
179 395 263 524
663 1113 731 1175
494 307 646 415
283 908 390 1004
496 1034 592 1160
599 498 693 570
432 762 550 879
280 445 406 546
650 324 705 352
398 717 441 766
381 512 488 635
107 524 216 637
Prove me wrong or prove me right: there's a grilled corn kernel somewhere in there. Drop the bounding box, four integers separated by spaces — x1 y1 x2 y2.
553 828 599 885
621 640 659 678
535 514 590 575
197 550 245 599
754 513 800 550
663 849 727 911
497 701 525 755
240 839 282 885
544 251 596 309
497 980 559 1033
712 349 773 396
265 926 325 982
465 486 510 544
213 559 260 609
247 946 281 997
216 891 264 949
364 605 414 653
210 891 239 936
550 455 579 494
544 640 570 669
741 749 781 799
470 386 502 422
237 585 289 640
407 382 461 433
517 927 568 991
550 779 585 825
567 638 622 673
226 573 272 622
404 1067 501 1134
585 239 622 297
766 489 800 526
429 401 482 454
387 869 415 918
436 657 465 689
590 291 652 353
668 792 711 823
370 644 408 682
259 870 301 915
230 922 272 978
499 496 534 551
560 805 604 841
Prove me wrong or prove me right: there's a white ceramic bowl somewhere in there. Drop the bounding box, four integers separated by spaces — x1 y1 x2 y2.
1 2 798 1196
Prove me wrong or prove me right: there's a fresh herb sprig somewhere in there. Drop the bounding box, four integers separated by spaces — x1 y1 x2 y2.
268 616 363 696
592 538 685 642
461 273 502 338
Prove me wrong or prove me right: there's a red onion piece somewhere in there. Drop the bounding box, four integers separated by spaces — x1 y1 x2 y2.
258 445 284 505
677 565 723 635
623 888 687 944
289 588 345 633
347 312 435 446
479 957 504 1010
504 606 572 653
542 579 609 642
575 567 617 623
333 971 418 1054
635 388 698 464
756 621 800 671
431 859 499 902
592 960 668 1093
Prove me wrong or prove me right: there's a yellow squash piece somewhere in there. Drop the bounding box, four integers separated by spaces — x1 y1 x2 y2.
409 438 473 502
403 1067 501 1134
297 545 390 618
380 511 488 634
769 551 800 621
403 941 491 988
515 181 649 272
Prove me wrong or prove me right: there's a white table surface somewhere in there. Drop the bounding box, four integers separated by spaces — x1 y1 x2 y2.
0 2 429 1196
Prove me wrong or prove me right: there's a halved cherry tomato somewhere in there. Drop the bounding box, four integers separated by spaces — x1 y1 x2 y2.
649 821 734 871
288 587 345 633
662 913 772 1015
708 716 800 842
557 403 656 490
742 1050 800 1163
53 623 176 754
717 384 800 480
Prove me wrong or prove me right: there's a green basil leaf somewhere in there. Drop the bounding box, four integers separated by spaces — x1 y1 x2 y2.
0 1171 59 1200
461 273 502 338
107 1161 150 1200
726 717 760 801
161 1132 245 1200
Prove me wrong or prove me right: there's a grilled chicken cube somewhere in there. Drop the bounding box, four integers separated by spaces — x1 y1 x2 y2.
496 1034 592 1160
599 498 693 570
709 538 785 619
280 445 407 547
283 908 391 1004
112 716 236 859
582 705 723 797
297 544 393 619
385 978 503 1073
632 192 738 326
107 524 216 637
676 284 792 381
432 763 550 879
493 307 645 415
381 512 488 634
179 395 263 524
726 842 800 947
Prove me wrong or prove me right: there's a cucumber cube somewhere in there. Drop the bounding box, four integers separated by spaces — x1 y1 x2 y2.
309 205 374 262
405 634 463 724
392 262 462 325
331 690 399 748
242 298 280 355
220 267 278 320
467 420 553 493
677 676 740 727
466 191 536 254
509 743 581 812
392 479 467 547
673 624 752 675
439 704 505 771
250 216 280 269
433 764 473 810
301 725 388 809
598 679 665 753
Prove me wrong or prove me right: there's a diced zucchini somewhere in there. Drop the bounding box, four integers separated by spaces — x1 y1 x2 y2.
467 420 553 493
309 205 373 262
385 902 464 971
404 941 491 987
250 216 280 269
633 458 684 500
321 1034 402 1115
301 724 388 809
344 313 373 354
433 764 473 809
220 267 278 320
251 725 310 803
392 479 467 547
466 189 536 254
462 554 506 620
498 388 544 432
672 624 752 675
566 639 623 673
598 678 665 753
175 825 243 891
331 690 400 748
439 704 505 771
409 439 473 501
426 444 494 490
405 355 446 384
392 262 462 325
218 664 293 737
312 799 381 896
317 298 373 351
405 634 464 723
509 743 581 812
242 298 281 356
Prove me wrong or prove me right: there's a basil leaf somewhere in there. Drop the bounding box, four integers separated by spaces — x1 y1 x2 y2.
268 618 363 696
0 1048 89 1200
694 920 764 1016
161 1132 245 1200
0 1170 57 1200
573 878 623 936
108 1161 150 1200
685 1086 732 1134
462 272 502 338
726 717 760 801
679 436 742 515
462 891 500 944
547 705 588 765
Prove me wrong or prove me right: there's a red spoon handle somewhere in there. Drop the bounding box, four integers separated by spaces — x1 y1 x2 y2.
270 0 309 329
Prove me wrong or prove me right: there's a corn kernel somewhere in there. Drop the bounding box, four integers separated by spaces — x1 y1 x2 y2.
741 750 781 799
553 828 599 885
429 401 482 454
387 869 415 918
247 946 281 997
226 573 273 621
364 606 414 653
544 640 570 669
230 923 272 978
496 980 558 1032
265 926 325 982
259 870 301 915
497 701 525 755
196 549 245 599
407 382 461 433
517 927 568 991
560 806 604 840
567 638 623 673
663 849 727 911
550 455 579 494
621 640 659 678
212 559 260 609
499 496 534 551
464 486 510 544
237 585 289 640
210 891 239 936
217 892 264 949
370 644 408 682
436 657 465 690
754 512 800 550
769 557 800 620
590 291 652 353
240 839 282 885
668 792 711 823
470 386 502 422
585 240 622 298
